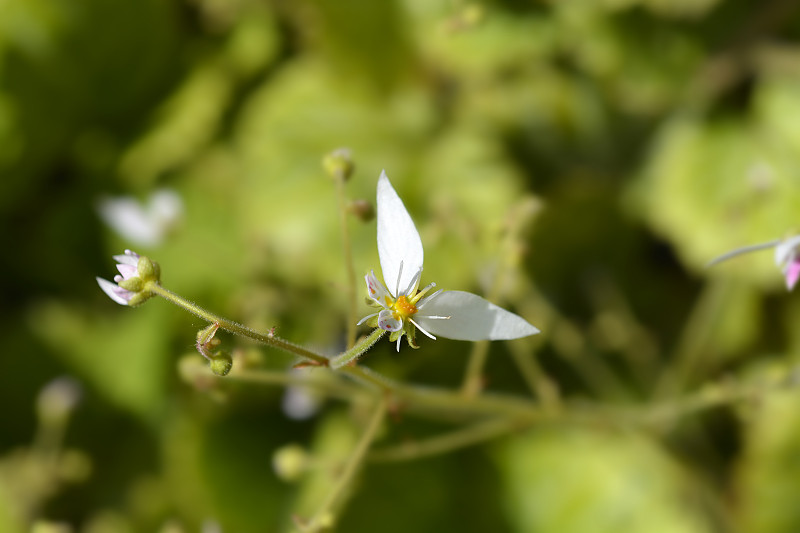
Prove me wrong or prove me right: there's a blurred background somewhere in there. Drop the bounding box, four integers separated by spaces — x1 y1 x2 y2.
3 0 800 531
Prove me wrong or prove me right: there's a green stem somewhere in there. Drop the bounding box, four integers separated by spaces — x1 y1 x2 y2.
329 329 386 369
460 199 539 396
221 369 361 401
335 175 359 349
461 341 490 397
654 279 729 398
225 363 541 421
147 282 330 366
507 341 561 410
368 416 534 463
304 397 387 532
343 365 540 420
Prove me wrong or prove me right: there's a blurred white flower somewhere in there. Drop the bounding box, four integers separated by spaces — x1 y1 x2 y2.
358 171 539 351
36 377 82 423
97 189 182 246
281 368 321 420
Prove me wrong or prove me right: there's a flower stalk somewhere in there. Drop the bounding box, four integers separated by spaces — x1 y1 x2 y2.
301 396 388 533
329 328 386 369
146 283 331 366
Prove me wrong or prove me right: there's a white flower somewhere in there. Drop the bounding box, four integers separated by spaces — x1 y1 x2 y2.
97 189 183 247
775 235 800 290
708 234 800 291
281 368 322 420
358 171 539 351
96 249 160 306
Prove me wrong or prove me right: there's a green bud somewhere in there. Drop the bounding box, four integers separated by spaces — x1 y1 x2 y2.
315 514 335 530
462 4 484 26
322 148 354 181
36 378 81 424
197 323 219 346
127 291 155 307
117 277 143 292
31 522 72 533
136 255 160 283
210 352 233 376
347 199 375 222
272 444 309 482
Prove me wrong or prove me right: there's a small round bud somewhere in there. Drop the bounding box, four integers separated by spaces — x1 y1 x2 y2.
272 444 309 482
117 277 143 292
136 255 160 283
36 377 81 424
347 199 375 222
126 291 155 307
210 353 233 376
462 4 484 26
31 522 72 533
322 148 354 181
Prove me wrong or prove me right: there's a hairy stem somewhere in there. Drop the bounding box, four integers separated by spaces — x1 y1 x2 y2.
368 416 534 462
329 329 386 369
147 282 330 365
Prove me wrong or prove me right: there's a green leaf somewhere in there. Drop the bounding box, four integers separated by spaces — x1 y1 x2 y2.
498 427 713 533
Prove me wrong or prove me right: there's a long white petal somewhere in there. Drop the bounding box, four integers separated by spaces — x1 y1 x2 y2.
116 263 138 280
376 171 423 297
96 277 132 306
414 290 539 341
112 249 140 266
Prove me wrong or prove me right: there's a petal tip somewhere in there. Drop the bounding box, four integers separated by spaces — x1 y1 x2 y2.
96 277 130 306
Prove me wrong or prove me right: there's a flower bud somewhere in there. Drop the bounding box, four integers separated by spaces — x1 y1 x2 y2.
136 255 160 283
272 444 309 482
347 199 375 222
36 377 82 424
31 521 72 533
322 148 354 181
118 277 143 292
126 291 155 307
209 352 233 376
197 323 220 346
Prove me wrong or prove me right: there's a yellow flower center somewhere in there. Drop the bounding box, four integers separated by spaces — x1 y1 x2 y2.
390 294 418 321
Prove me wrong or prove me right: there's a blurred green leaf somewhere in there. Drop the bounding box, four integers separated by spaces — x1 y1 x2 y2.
28 301 172 421
498 426 713 533
736 388 800 533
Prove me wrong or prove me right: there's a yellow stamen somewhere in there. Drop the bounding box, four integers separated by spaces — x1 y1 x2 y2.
392 295 418 320
410 283 434 305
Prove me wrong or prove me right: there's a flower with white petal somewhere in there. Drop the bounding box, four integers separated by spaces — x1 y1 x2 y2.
96 249 160 306
97 189 183 247
358 171 539 351
708 234 800 290
282 368 322 421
